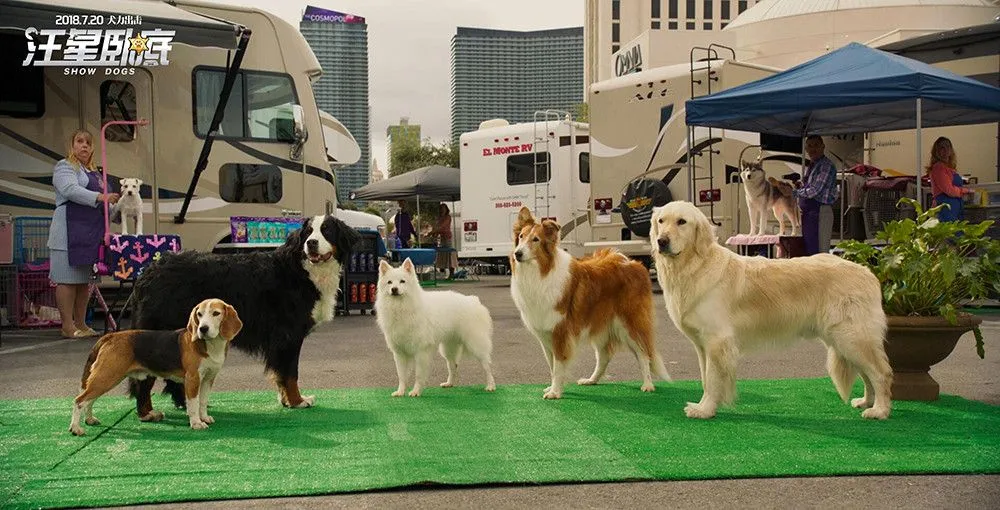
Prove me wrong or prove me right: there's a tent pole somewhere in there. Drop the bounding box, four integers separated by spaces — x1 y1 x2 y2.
916 98 922 209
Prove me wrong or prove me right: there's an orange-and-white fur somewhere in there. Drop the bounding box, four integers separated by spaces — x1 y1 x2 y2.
69 298 242 435
510 207 670 399
740 161 800 236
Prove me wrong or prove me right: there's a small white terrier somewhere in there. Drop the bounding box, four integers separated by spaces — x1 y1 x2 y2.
374 258 496 397
113 178 143 235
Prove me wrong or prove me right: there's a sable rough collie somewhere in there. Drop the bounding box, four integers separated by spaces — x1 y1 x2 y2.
375 258 496 397
649 201 892 420
510 207 669 399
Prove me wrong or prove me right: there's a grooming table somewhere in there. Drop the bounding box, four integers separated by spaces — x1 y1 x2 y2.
726 234 805 259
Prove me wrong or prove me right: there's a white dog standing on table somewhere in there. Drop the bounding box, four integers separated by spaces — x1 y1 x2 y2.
112 178 143 235
740 161 800 236
649 201 892 420
375 258 496 397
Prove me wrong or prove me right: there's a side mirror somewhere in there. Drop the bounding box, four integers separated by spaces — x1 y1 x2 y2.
290 104 308 160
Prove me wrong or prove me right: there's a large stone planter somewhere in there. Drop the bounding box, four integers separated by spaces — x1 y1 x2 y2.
885 315 982 401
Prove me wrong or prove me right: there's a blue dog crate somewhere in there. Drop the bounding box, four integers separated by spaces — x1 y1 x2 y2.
13 217 52 265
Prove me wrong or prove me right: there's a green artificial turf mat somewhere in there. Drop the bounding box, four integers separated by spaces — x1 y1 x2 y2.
2 378 999 509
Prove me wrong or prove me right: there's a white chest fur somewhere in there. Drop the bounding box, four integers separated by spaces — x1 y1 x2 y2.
304 259 342 325
199 338 228 378
510 251 572 333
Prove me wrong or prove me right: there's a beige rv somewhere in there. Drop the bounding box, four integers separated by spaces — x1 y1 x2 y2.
0 0 376 253
586 57 784 258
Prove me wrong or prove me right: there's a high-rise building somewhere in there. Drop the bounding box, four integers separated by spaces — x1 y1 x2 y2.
300 5 370 203
386 117 422 174
584 0 761 90
450 27 584 142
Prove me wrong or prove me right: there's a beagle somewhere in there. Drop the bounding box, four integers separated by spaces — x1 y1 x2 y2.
69 298 242 436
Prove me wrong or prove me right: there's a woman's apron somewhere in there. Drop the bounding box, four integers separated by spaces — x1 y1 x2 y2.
935 172 964 222
66 170 105 267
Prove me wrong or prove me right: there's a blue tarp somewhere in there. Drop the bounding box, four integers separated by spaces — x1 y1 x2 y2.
685 42 1000 137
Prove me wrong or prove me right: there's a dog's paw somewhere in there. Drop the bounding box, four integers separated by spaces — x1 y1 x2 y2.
861 406 890 420
291 395 315 408
201 415 215 424
391 390 405 397
684 402 716 419
851 397 873 409
189 419 209 430
577 377 597 386
640 382 656 392
440 381 454 388
485 383 496 392
85 416 101 426
543 389 562 400
408 389 422 397
69 425 86 436
139 410 164 422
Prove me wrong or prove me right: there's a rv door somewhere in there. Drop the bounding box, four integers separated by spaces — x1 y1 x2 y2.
83 70 156 229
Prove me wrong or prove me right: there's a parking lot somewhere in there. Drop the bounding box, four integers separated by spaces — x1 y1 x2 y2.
2 276 999 509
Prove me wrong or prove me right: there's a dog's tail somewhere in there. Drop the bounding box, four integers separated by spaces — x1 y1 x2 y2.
826 347 857 403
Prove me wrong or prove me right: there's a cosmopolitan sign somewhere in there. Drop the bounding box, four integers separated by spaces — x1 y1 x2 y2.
302 6 365 24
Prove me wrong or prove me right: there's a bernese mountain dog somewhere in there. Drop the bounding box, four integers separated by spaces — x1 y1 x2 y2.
128 215 360 412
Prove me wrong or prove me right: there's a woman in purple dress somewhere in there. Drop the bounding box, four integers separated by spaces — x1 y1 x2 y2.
47 130 119 338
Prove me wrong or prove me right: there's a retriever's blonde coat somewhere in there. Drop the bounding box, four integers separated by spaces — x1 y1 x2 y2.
650 201 892 420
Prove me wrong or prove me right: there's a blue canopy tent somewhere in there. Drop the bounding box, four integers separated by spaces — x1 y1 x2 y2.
685 42 1000 200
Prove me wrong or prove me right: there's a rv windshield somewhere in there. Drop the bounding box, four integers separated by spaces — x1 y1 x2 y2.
194 68 299 142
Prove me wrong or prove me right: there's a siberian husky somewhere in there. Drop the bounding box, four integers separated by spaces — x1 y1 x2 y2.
740 161 800 236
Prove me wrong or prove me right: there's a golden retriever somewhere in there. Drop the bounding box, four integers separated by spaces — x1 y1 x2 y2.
649 201 892 420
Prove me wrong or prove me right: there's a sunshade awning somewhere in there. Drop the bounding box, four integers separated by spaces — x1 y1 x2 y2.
349 165 460 202
685 42 1000 137
0 0 241 49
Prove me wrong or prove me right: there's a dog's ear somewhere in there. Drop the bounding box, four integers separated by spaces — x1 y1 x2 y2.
401 257 415 274
693 213 717 256
187 302 201 341
335 219 362 266
135 178 143 187
541 219 561 242
517 207 534 224
379 259 392 275
219 302 243 341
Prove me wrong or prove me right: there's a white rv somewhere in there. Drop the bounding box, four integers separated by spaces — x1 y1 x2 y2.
586 56 786 258
0 0 381 253
458 113 590 260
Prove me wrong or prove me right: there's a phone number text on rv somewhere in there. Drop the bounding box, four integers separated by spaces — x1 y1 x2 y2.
482 143 533 157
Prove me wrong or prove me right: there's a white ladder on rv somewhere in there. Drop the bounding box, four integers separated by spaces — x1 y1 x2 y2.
532 110 567 219
688 44 735 226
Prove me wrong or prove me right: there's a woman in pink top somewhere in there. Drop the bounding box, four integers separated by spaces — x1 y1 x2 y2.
925 137 971 222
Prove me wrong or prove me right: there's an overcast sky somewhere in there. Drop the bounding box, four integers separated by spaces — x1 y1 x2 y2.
213 0 585 174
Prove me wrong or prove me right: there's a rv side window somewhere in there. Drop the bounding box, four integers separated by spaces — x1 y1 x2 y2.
506 153 551 186
194 69 245 137
100 81 137 142
219 163 283 203
193 67 299 142
579 152 590 183
0 34 44 118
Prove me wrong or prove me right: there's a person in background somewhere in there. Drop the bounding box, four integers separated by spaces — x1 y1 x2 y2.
794 135 840 255
47 130 119 338
433 203 459 279
394 200 415 248
926 137 973 222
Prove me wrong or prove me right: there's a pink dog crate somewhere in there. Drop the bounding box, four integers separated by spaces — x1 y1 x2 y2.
15 264 62 328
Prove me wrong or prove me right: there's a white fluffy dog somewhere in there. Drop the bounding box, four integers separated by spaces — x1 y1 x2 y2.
113 178 143 235
649 201 892 420
375 258 496 397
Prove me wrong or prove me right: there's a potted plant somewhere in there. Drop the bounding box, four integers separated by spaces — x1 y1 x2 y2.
837 198 1000 401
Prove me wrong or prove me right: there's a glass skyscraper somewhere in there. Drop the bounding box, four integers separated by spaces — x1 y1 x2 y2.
300 6 370 204
450 27 584 142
